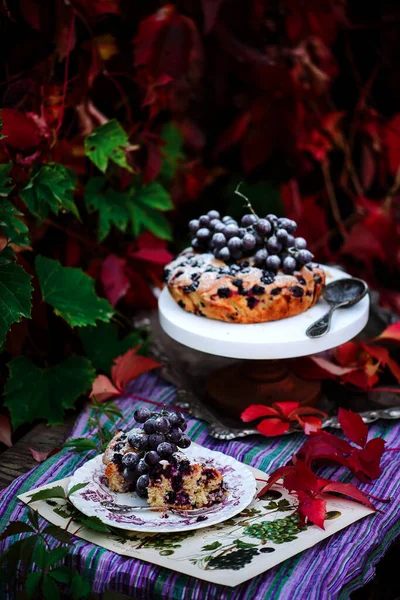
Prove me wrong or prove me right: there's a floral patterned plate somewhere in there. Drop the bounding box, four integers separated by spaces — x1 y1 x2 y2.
68 445 257 533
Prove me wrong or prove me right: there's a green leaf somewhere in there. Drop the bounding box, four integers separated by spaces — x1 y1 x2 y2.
27 509 40 530
42 573 61 600
45 546 69 567
160 123 184 182
85 177 130 242
26 571 42 598
43 525 73 544
28 486 66 503
35 255 113 327
49 566 73 584
130 202 172 240
234 539 259 549
21 163 79 220
70 573 91 599
0 520 34 540
202 541 222 551
79 515 111 533
0 260 32 347
5 356 96 428
79 322 141 374
85 119 132 173
67 482 89 497
32 541 46 568
0 164 28 246
134 181 173 212
63 438 99 453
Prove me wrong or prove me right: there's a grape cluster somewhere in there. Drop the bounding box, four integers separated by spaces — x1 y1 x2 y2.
188 210 313 275
244 514 307 544
208 548 259 570
122 407 191 499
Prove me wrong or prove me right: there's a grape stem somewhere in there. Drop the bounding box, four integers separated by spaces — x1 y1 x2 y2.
234 183 259 219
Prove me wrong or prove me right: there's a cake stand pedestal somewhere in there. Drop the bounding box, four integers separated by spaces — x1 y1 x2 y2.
159 265 370 417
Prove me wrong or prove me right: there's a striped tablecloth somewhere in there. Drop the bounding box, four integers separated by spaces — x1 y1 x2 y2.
1 372 399 599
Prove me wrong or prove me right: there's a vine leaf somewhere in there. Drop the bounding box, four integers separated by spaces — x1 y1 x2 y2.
26 571 42 598
70 572 91 599
67 482 89 497
0 163 30 246
78 322 142 374
28 487 66 503
63 437 99 453
85 119 132 173
202 541 222 551
21 163 79 220
4 356 96 428
85 177 130 242
35 255 113 327
0 521 34 540
0 260 33 346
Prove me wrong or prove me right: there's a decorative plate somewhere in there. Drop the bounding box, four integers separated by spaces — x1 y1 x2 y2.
68 445 257 533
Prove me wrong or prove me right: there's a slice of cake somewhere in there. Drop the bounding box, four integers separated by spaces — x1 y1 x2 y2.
102 407 227 510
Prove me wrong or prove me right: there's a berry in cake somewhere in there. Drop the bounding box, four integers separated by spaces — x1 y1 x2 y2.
102 407 227 510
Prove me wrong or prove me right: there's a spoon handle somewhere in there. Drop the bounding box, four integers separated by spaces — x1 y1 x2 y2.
306 305 336 338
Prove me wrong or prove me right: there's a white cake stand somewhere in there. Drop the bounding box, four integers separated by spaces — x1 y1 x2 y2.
159 265 370 415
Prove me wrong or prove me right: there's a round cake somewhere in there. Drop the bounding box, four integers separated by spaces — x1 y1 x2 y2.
163 206 325 324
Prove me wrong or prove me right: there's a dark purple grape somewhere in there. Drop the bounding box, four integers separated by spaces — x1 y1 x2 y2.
275 228 289 243
267 236 282 253
207 210 220 220
227 236 242 252
213 220 225 233
143 419 156 434
176 434 191 449
122 452 140 470
157 442 174 458
224 223 239 238
135 458 149 476
286 234 295 247
255 219 272 236
277 217 293 231
191 238 203 252
128 431 148 450
199 215 210 227
241 214 257 227
188 219 200 233
254 248 268 266
295 237 307 249
209 218 221 229
297 249 313 265
287 219 297 233
222 215 233 224
144 451 160 466
197 227 211 241
168 412 186 428
122 468 138 483
154 416 170 434
136 474 149 498
254 233 265 247
242 233 256 251
212 232 226 248
266 214 278 225
167 427 183 443
237 227 245 239
134 407 152 423
282 256 297 274
218 247 231 262
179 420 188 432
266 255 281 271
149 433 166 449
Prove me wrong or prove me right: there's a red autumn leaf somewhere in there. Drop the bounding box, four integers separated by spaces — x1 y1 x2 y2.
1 108 45 150
29 447 61 463
296 415 324 435
338 408 368 447
201 0 223 33
100 255 130 307
335 341 360 366
112 347 160 392
310 355 356 378
373 322 400 344
387 358 400 383
257 418 290 437
128 233 173 265
90 374 120 402
214 112 250 156
384 113 400 175
256 465 295 497
273 401 300 419
241 404 280 422
0 414 12 448
299 431 353 465
362 344 389 365
74 0 120 16
357 438 385 480
320 482 375 511
283 460 320 493
296 490 326 529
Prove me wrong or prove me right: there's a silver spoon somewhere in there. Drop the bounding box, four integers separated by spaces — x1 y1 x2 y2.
306 277 368 338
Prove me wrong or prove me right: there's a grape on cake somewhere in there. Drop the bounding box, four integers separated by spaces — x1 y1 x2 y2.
164 204 325 324
102 407 227 510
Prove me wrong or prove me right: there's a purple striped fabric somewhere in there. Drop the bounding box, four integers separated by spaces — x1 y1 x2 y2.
1 372 399 600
